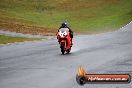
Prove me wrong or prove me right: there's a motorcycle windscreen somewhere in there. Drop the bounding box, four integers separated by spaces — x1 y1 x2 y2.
59 28 69 33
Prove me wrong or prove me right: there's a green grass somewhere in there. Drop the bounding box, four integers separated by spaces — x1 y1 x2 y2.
0 35 42 44
0 0 132 34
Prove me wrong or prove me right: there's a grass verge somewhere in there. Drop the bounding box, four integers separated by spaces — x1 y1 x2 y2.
0 0 132 34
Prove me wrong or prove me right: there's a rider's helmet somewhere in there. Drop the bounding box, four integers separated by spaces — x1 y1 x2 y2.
61 22 67 28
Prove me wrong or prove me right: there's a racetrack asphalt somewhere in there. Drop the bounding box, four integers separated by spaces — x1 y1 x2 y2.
0 22 132 88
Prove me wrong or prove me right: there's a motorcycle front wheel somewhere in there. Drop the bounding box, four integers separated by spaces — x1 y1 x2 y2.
61 46 65 55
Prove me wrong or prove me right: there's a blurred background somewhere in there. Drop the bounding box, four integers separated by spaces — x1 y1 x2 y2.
0 0 132 35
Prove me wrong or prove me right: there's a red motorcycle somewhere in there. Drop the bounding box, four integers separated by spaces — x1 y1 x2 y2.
57 28 72 54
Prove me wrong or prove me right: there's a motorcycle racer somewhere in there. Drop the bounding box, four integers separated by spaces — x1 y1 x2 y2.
58 22 73 46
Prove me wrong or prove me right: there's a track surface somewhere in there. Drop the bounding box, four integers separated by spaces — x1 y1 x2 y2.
0 22 132 88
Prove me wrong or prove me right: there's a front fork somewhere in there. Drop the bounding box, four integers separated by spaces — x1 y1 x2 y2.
60 42 66 49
